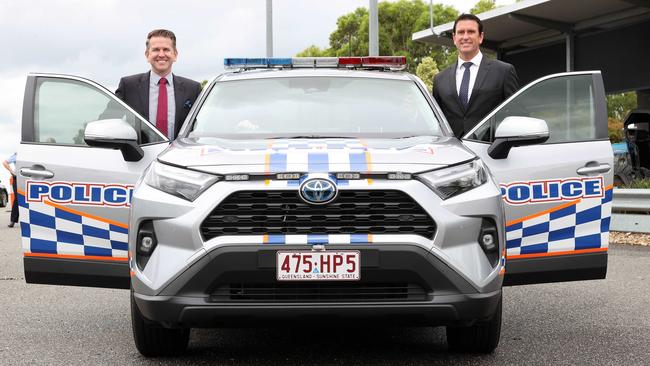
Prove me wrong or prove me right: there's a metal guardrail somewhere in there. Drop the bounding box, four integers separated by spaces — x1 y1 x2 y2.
611 189 650 233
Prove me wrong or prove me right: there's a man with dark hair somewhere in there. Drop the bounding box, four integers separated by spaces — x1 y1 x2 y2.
114 29 201 139
433 14 519 138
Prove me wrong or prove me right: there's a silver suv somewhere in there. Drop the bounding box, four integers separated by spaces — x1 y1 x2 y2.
18 57 612 356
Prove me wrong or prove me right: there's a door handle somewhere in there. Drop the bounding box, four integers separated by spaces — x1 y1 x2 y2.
576 164 610 175
20 167 54 179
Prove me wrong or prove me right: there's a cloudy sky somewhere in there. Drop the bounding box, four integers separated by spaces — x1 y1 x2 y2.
0 0 514 185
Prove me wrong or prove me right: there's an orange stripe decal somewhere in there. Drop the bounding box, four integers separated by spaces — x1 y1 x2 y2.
42 200 128 228
508 247 607 260
365 151 372 172
506 186 613 227
506 199 581 227
24 252 128 262
17 191 128 228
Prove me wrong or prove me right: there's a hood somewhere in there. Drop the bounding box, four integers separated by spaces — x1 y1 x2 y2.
157 136 476 175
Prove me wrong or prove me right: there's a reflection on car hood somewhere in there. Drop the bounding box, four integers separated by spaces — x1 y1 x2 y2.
157 136 476 175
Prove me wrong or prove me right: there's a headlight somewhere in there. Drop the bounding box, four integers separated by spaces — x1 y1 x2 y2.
144 161 219 201
417 159 488 199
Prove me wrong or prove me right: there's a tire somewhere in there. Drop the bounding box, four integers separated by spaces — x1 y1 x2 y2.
446 293 502 353
0 190 6 208
131 290 190 357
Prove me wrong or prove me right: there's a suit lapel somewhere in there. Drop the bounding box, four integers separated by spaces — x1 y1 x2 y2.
137 72 150 120
467 58 491 112
173 75 185 125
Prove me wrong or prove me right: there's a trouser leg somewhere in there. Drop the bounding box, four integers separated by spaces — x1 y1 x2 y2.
10 175 18 223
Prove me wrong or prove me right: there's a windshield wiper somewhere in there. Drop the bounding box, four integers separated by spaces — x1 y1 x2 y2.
267 135 356 139
394 135 430 139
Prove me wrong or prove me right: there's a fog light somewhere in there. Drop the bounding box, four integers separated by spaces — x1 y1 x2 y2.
481 233 496 251
478 219 499 267
136 221 157 270
140 236 155 254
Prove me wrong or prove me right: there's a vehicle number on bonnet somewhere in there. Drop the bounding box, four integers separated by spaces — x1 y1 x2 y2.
276 251 360 281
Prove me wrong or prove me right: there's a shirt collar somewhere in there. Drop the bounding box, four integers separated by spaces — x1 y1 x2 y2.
457 51 483 70
150 71 174 87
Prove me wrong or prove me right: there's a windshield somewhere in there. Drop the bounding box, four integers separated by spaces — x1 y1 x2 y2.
190 76 443 139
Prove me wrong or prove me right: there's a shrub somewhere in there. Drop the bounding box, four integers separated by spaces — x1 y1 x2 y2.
629 179 650 189
608 117 624 143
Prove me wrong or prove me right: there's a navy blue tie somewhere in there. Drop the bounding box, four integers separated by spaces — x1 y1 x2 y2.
458 61 473 109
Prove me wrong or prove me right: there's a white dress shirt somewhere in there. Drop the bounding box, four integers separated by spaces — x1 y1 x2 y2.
455 51 483 103
149 71 176 139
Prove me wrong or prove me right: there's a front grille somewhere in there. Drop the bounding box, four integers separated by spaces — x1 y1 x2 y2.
200 190 436 240
210 282 428 302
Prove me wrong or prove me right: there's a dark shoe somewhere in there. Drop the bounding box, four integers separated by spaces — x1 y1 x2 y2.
7 222 15 228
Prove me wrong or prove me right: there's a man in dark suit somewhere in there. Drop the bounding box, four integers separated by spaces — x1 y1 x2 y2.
433 14 519 138
115 29 201 139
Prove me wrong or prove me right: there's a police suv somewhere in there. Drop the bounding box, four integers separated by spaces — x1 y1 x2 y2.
17 57 612 356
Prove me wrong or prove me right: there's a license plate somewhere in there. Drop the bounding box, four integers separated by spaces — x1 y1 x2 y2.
276 251 360 281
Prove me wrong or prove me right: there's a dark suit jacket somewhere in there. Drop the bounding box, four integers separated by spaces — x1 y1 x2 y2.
433 57 519 138
115 72 202 138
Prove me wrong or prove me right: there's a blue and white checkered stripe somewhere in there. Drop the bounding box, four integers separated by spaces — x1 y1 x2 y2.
270 139 367 151
266 141 371 173
200 139 368 155
204 233 431 247
262 178 374 188
18 194 128 259
263 234 373 245
505 188 612 257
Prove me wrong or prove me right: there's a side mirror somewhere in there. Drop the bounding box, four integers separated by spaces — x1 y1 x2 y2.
488 116 550 159
84 119 144 162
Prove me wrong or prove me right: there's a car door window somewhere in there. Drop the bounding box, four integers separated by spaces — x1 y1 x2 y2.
468 74 598 143
33 78 164 145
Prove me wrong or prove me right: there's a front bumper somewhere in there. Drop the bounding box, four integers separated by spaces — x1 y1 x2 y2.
133 244 502 328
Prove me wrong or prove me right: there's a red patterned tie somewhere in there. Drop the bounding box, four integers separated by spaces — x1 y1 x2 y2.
156 77 168 137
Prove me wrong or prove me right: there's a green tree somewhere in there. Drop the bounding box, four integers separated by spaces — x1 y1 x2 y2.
329 9 366 56
295 45 332 57
606 92 637 120
297 0 458 72
606 92 636 143
200 79 209 89
470 0 497 14
415 56 438 93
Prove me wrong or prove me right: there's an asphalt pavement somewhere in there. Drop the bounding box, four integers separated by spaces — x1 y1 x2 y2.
0 208 649 365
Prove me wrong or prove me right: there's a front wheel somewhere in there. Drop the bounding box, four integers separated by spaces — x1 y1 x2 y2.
131 290 190 357
446 293 502 353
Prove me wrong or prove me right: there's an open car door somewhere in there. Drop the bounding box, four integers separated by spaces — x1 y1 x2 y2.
17 73 169 288
462 71 612 285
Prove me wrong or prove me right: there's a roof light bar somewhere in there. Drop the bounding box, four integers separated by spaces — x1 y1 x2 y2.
224 56 407 70
292 57 339 68
362 56 407 69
